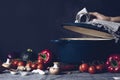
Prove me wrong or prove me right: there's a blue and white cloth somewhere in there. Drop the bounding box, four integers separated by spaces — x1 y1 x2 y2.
75 8 120 43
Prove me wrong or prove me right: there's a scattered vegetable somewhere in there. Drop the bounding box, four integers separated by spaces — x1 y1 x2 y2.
106 54 120 73
38 49 52 64
88 65 96 74
79 63 89 72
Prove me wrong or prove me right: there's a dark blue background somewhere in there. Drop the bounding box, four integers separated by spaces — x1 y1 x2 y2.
0 0 120 61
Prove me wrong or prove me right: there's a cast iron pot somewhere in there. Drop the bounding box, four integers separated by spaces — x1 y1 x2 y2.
52 38 118 65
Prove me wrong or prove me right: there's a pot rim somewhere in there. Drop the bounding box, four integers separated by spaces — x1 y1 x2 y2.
60 38 114 41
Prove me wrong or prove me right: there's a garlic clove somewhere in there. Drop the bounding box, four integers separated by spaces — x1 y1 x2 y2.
17 66 26 71
25 66 31 71
32 69 46 75
2 63 11 68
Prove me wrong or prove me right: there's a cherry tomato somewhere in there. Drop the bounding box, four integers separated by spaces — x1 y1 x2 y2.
26 61 32 67
79 63 89 72
88 66 96 74
79 65 84 72
11 59 19 67
37 64 44 70
96 64 104 73
37 59 44 64
61 65 77 71
31 63 37 70
17 61 25 66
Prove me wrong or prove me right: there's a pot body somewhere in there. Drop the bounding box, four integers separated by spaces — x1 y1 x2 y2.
52 38 120 65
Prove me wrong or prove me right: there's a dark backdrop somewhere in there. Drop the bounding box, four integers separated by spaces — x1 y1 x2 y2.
0 0 120 61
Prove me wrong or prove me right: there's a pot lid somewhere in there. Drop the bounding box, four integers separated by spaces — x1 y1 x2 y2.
63 23 114 39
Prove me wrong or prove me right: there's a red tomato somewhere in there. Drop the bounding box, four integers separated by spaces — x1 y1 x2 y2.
79 63 89 72
37 64 44 70
96 64 104 73
17 61 25 66
79 65 84 72
61 64 77 71
88 66 96 74
31 63 37 70
12 59 19 67
37 59 44 64
26 61 32 67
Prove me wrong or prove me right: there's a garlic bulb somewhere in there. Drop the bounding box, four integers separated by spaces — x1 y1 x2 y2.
2 58 11 68
17 66 25 71
49 62 61 75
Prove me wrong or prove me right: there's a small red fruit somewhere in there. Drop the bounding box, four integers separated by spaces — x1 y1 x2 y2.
79 63 89 72
11 59 19 67
17 61 25 66
31 63 37 70
37 64 44 70
79 65 84 72
96 64 104 72
88 66 96 74
26 61 32 67
37 59 44 64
